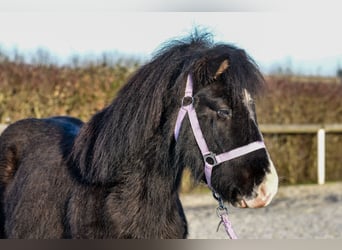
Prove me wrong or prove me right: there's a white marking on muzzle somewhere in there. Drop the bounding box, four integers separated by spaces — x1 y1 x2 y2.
243 159 279 208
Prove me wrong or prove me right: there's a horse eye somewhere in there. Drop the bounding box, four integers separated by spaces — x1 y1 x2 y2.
217 109 232 119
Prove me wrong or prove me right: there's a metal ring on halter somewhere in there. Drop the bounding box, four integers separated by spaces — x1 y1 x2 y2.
216 205 229 217
181 96 194 107
212 192 221 201
204 152 218 166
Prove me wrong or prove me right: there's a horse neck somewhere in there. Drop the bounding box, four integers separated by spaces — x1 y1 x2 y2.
71 111 187 238
71 103 184 195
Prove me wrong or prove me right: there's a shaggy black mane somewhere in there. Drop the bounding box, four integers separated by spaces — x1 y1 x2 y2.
70 32 265 186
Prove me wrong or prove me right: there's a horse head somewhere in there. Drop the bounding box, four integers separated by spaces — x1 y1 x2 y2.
174 45 278 208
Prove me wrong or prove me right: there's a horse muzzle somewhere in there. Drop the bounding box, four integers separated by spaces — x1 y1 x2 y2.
235 159 279 208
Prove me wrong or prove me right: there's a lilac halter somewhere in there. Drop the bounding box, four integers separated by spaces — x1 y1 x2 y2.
174 74 266 239
174 74 266 188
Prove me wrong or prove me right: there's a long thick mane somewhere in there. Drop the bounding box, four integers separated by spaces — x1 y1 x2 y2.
69 32 265 185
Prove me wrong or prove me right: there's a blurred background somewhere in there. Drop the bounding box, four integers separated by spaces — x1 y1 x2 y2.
0 1 341 187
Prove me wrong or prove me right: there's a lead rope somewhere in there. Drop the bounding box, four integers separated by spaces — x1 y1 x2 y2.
213 192 238 239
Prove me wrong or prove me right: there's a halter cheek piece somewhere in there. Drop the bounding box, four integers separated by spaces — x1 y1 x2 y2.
174 74 266 239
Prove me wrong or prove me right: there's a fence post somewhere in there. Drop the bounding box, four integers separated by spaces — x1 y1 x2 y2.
317 128 325 185
0 124 7 135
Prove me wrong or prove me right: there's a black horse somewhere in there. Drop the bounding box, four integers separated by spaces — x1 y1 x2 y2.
0 33 278 239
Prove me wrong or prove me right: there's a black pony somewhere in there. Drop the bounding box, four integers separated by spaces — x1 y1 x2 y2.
0 33 278 239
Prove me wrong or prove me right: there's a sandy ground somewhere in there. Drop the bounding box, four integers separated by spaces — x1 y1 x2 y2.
180 182 342 239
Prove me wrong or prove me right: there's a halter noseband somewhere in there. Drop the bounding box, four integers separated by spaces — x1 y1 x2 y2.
174 74 266 189
174 74 266 239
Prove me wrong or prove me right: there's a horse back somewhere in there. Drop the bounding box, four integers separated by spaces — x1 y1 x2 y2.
0 116 82 184
0 116 83 238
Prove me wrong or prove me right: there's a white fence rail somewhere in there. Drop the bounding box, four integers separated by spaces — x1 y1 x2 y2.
260 124 342 185
1 123 342 184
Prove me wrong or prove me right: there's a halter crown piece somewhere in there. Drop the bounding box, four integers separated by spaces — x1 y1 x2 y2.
174 74 266 239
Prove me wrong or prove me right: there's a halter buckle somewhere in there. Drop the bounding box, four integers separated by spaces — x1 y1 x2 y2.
181 96 194 107
204 152 218 166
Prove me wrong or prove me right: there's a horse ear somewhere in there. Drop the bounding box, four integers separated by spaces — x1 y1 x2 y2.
194 57 229 84
214 59 229 80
